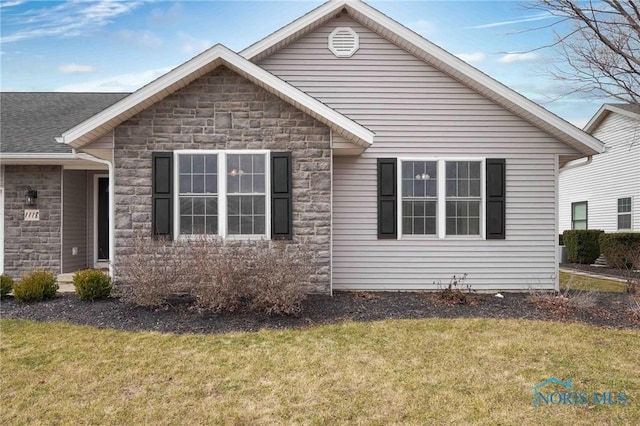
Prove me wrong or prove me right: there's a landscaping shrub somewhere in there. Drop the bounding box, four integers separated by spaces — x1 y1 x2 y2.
116 233 314 315
600 232 640 269
246 242 311 315
115 234 192 307
562 230 604 264
12 270 58 302
73 269 112 301
600 232 640 293
433 274 473 305
0 274 13 299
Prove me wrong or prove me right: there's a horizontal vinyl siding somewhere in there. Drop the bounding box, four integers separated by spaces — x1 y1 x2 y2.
62 170 88 273
559 112 640 232
260 15 579 290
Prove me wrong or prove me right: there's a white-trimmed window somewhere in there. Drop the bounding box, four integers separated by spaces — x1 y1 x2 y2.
618 197 632 230
399 158 485 239
571 201 587 230
446 161 482 236
175 150 270 238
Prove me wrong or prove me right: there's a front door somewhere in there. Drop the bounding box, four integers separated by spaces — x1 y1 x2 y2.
97 177 109 260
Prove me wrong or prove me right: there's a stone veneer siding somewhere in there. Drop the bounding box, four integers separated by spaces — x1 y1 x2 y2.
2 165 62 280
113 66 332 293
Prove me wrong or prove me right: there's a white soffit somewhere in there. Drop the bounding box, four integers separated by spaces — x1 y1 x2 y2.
60 44 374 150
241 0 605 157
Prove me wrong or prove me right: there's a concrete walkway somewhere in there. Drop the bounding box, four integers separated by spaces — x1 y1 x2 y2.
559 267 628 283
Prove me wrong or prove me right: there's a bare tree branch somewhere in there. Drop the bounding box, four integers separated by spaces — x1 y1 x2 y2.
529 0 640 103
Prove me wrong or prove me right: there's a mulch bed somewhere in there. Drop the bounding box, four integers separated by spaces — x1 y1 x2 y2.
2 290 638 334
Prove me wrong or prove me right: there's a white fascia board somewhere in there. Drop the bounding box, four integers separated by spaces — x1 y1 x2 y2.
0 152 107 167
585 104 640 134
1 153 77 160
242 0 603 156
61 42 372 150
583 104 610 134
240 0 347 60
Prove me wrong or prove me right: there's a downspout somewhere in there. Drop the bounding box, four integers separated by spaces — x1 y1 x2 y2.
70 148 115 278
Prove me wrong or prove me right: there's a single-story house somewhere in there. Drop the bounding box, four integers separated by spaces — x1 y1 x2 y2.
0 0 605 292
559 104 640 233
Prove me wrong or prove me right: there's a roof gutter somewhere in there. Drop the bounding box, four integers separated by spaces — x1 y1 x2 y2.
559 155 593 172
71 149 115 278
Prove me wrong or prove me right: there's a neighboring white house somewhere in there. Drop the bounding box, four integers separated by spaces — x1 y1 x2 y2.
559 104 640 233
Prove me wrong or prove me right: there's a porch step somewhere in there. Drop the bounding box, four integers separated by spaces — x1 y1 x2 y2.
593 254 609 267
56 273 75 293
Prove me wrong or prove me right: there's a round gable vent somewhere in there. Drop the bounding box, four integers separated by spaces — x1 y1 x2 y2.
328 27 359 58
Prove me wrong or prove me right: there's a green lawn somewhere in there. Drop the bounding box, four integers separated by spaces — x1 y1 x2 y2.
560 271 627 293
1 319 638 425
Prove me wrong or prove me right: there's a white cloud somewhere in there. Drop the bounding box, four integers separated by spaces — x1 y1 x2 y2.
54 67 172 92
178 32 211 54
498 52 540 63
149 3 183 25
467 13 553 29
0 1 26 8
58 63 96 74
1 0 146 43
116 29 163 49
455 52 486 64
410 19 437 36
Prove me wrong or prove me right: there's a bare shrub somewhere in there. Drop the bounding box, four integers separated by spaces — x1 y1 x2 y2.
247 242 313 315
432 274 473 305
116 233 314 315
629 298 640 323
190 239 250 313
115 234 192 307
528 275 598 315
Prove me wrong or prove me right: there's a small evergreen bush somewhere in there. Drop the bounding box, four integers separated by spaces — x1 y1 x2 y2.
0 274 13 299
12 270 58 302
73 269 112 301
563 230 604 264
600 233 640 269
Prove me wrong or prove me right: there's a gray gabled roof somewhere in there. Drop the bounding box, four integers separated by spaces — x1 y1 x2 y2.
1 92 128 154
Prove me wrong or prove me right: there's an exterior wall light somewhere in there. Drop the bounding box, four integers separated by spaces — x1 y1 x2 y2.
25 186 37 208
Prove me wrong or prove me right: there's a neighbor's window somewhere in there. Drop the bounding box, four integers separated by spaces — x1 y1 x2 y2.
401 161 437 235
177 151 268 237
572 201 587 230
445 161 481 236
618 197 632 230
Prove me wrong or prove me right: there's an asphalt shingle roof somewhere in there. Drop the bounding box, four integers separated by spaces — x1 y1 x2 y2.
1 92 129 154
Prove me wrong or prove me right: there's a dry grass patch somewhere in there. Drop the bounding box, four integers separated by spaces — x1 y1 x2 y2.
1 319 638 425
560 271 626 293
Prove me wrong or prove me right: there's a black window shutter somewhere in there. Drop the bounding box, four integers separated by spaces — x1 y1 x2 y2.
271 152 292 240
152 152 173 239
486 158 506 239
377 158 397 239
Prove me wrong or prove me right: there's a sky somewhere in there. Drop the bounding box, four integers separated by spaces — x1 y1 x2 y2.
0 0 615 127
